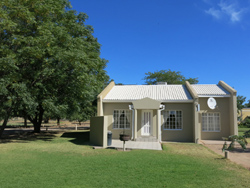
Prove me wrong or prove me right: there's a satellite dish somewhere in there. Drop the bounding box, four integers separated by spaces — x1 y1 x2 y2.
207 97 217 110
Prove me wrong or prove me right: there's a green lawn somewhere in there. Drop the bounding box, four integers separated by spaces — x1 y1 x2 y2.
0 131 250 188
238 127 250 136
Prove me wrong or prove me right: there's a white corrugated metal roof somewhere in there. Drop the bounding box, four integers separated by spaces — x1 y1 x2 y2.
103 85 193 101
191 84 230 96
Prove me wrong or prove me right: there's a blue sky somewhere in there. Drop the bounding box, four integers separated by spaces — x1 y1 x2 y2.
69 0 250 102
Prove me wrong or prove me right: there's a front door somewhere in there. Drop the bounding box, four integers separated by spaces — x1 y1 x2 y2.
141 110 152 136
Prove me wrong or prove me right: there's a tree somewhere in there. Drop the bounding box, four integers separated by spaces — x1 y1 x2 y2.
143 70 199 85
244 99 250 108
0 0 109 135
237 95 246 113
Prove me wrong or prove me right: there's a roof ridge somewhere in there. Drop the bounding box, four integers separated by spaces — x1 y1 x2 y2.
114 84 184 86
191 84 217 85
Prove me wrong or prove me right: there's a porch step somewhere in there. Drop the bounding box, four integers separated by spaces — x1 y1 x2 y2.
136 136 158 142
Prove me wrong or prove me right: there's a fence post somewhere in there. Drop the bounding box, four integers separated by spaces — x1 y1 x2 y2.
225 151 229 159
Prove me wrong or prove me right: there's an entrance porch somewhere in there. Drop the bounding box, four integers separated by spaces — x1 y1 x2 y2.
110 139 162 150
130 97 165 142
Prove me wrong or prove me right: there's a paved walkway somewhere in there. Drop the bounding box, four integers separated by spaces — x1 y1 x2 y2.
110 139 162 150
201 140 250 170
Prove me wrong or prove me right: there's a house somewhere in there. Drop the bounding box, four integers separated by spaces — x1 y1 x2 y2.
90 81 237 147
239 108 250 122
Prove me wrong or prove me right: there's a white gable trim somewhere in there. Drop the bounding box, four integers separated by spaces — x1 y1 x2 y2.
197 95 230 98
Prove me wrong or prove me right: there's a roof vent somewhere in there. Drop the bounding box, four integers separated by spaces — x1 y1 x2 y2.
157 82 167 85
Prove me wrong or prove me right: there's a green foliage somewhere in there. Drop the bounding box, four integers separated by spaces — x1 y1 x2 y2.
143 69 199 85
0 0 109 133
222 135 248 151
237 95 246 113
238 118 250 128
68 100 96 123
244 99 250 108
243 130 250 138
222 141 228 152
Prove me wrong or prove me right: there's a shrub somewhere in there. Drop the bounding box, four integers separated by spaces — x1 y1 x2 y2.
222 135 248 151
243 130 250 138
238 118 250 128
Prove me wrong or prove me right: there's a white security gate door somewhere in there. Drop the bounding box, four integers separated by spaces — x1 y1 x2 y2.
141 110 152 136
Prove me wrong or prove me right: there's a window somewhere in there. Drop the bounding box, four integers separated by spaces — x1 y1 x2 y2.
202 113 220 132
163 110 182 130
113 110 131 129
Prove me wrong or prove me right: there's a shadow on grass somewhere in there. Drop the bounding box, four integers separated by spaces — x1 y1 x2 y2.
0 130 58 144
215 157 227 160
60 131 90 145
229 148 250 153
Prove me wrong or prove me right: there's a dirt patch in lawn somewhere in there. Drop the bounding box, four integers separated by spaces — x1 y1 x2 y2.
202 141 250 170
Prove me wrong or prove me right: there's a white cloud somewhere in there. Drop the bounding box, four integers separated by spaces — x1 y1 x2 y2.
219 1 244 22
204 0 247 23
205 8 222 19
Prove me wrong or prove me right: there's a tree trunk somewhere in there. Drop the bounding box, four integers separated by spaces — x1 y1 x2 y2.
28 105 44 133
0 108 12 139
44 118 49 123
57 117 60 126
24 116 27 128
0 116 9 138
33 122 41 133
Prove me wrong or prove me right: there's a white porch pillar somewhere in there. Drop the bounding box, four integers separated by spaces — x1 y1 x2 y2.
134 109 137 140
158 105 165 142
157 109 161 142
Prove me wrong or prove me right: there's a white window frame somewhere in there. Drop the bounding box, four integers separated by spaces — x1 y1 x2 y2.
113 109 131 129
163 110 183 130
202 112 220 132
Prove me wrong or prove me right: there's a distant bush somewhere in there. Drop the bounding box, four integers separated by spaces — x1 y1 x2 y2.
244 130 250 138
238 118 250 128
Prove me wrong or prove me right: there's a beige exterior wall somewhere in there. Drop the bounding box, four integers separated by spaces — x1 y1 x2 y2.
241 108 250 121
219 81 237 136
103 102 132 139
103 102 194 142
185 81 199 143
102 98 235 142
133 97 161 109
229 94 238 135
90 116 108 147
97 81 115 116
199 98 231 140
161 103 194 142
103 102 158 139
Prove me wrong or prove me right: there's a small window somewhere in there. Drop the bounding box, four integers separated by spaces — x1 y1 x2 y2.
163 110 182 130
202 113 220 132
113 110 131 129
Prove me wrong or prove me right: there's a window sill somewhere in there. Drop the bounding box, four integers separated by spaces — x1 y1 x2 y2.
163 129 182 131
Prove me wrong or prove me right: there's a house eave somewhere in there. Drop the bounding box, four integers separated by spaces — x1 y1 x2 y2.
102 99 194 103
197 95 230 98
